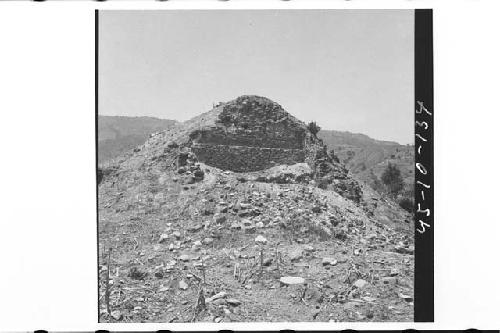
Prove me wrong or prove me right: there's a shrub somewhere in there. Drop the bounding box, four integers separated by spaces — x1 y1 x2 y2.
369 171 385 194
307 121 321 135
219 113 232 124
317 178 330 189
399 197 414 213
381 163 404 196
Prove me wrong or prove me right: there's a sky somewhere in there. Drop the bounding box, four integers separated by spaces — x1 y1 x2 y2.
99 10 414 145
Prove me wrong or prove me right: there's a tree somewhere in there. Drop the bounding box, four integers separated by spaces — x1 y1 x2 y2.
307 121 321 136
381 163 404 196
369 170 385 194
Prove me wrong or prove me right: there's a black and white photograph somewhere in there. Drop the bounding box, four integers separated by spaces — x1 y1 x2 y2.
96 9 423 323
3 0 500 331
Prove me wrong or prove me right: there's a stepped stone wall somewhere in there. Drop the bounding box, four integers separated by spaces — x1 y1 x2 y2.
192 144 305 172
191 125 305 149
189 95 310 172
182 95 362 202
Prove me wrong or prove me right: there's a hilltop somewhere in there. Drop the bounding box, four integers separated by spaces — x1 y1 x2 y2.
98 96 414 323
97 115 414 197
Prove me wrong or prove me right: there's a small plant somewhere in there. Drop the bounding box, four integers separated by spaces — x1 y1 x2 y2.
307 121 321 136
369 171 385 194
105 248 112 315
219 113 232 124
381 163 404 197
317 178 330 190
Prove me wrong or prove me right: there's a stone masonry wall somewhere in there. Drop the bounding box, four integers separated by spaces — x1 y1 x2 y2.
192 144 306 172
192 125 305 149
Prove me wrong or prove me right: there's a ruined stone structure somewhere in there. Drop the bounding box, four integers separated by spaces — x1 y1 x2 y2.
190 96 311 172
185 95 362 202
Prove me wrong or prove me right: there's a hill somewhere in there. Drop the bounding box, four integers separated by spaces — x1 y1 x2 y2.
319 130 414 198
97 116 414 199
98 116 179 162
98 96 414 323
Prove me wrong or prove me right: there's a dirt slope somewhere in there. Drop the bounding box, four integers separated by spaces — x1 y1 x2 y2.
98 96 414 323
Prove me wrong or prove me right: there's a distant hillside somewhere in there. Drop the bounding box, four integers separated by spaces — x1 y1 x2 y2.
98 116 179 163
318 130 414 194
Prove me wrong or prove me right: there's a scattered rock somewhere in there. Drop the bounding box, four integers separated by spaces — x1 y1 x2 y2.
353 279 368 289
207 291 228 303
312 205 322 214
203 237 214 245
111 310 122 321
280 276 305 285
128 267 147 280
172 231 181 239
226 298 242 306
179 254 190 262
193 169 205 179
167 141 179 148
255 235 267 244
289 248 303 262
188 224 203 233
242 219 253 227
381 277 398 286
159 233 169 243
398 293 413 302
214 214 227 224
390 268 400 277
303 245 315 252
322 257 337 266
362 296 377 303
394 244 414 255
212 298 227 306
179 280 189 290
244 225 256 234
230 222 241 230
240 202 251 210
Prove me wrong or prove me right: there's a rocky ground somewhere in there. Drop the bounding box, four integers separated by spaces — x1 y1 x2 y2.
98 161 414 323
98 95 414 323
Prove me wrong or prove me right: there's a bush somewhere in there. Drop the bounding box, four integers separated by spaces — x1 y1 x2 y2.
398 197 414 213
317 178 330 189
219 113 232 124
307 121 321 135
381 163 404 196
369 171 385 194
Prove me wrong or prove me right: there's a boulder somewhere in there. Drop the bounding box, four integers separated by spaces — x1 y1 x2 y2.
289 248 303 262
322 257 337 266
255 235 267 245
279 276 305 285
353 279 368 289
179 280 189 290
159 233 169 243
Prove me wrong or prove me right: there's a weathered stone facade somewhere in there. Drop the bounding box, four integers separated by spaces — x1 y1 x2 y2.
183 95 363 202
189 95 309 172
191 144 306 172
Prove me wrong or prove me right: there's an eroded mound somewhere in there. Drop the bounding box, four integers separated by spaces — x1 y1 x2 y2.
187 95 362 202
97 96 414 323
